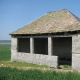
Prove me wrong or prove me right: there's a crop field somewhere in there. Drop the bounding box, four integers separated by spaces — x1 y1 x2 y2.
0 45 80 80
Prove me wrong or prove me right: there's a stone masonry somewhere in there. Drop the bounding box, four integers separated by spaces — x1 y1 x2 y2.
11 37 18 61
72 35 80 69
11 34 80 69
11 37 58 68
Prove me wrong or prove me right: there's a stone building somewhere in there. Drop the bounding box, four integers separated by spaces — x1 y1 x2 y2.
10 9 80 69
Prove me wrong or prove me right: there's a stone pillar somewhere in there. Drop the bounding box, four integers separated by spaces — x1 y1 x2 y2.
48 37 53 56
72 35 80 69
30 38 34 54
11 37 18 61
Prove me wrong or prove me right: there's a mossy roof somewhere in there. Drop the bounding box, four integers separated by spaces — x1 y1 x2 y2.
10 9 80 35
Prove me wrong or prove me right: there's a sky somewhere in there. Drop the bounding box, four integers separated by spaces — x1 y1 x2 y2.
0 0 80 40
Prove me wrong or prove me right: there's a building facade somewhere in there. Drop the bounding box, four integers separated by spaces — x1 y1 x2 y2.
10 9 80 69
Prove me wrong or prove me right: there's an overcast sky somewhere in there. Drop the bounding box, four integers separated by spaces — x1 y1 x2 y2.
0 0 80 40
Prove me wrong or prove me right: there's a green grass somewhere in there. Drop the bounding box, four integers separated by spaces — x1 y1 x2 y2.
0 45 11 61
0 67 80 80
0 61 49 69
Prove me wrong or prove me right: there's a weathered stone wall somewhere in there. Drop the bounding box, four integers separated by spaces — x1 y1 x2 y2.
11 35 80 69
11 37 18 61
72 54 80 69
11 37 58 68
17 52 58 68
72 35 80 69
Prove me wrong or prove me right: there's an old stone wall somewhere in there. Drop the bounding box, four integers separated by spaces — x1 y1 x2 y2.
11 35 80 69
17 52 58 68
11 37 18 61
72 35 80 69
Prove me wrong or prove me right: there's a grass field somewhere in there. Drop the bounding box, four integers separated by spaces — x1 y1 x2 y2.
0 45 80 80
0 45 11 61
0 67 80 80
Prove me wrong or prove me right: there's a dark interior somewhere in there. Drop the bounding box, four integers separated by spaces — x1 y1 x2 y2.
34 38 48 55
18 38 30 53
52 37 72 65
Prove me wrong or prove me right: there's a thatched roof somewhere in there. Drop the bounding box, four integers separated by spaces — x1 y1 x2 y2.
10 9 80 35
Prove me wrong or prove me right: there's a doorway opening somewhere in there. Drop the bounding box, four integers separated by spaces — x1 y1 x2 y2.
52 37 72 66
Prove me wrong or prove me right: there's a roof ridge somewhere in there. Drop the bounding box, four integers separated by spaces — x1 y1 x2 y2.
66 9 80 24
47 9 67 13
